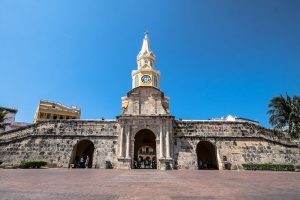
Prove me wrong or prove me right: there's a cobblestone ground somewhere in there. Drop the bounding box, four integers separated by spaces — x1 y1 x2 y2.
0 169 299 200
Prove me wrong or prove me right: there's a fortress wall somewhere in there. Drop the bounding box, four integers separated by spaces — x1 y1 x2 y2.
174 121 300 170
0 120 118 141
174 121 294 144
1 119 299 169
0 120 119 168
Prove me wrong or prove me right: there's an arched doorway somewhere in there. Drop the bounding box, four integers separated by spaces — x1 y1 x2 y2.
196 141 218 170
70 139 95 168
134 129 157 169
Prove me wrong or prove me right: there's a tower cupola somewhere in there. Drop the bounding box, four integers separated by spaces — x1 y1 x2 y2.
132 32 160 89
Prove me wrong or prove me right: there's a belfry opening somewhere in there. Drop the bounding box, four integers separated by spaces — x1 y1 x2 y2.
70 139 94 168
133 129 157 169
196 141 218 170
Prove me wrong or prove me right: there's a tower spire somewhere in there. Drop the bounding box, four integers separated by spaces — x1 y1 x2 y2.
137 31 156 69
140 31 150 54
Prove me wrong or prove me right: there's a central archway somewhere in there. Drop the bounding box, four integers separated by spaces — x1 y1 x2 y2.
196 141 218 170
134 129 157 169
70 139 95 168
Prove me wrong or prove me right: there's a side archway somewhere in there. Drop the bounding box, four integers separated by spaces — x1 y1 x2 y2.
70 139 95 168
196 141 218 170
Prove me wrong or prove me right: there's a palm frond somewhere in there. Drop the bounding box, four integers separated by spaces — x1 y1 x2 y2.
267 93 300 138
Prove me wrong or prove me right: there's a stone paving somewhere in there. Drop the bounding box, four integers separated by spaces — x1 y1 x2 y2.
0 169 299 200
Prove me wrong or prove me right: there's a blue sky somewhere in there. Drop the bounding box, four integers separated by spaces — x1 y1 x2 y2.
0 0 299 127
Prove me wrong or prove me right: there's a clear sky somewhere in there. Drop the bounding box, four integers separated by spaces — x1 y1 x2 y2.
1 0 299 127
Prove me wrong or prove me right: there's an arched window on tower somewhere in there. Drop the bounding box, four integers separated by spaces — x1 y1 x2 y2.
135 75 139 87
154 75 158 87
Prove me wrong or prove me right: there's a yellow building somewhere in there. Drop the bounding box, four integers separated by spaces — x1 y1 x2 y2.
33 100 80 123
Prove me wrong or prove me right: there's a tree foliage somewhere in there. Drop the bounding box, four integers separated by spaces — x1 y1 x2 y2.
267 93 300 138
0 109 8 127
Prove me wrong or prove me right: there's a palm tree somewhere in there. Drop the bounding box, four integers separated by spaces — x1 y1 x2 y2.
267 93 300 138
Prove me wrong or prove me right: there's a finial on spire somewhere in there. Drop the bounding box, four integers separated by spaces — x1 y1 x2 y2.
140 30 151 54
144 29 149 38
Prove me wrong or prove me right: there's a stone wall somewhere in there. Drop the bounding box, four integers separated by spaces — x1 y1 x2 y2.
1 119 299 170
174 121 300 170
121 87 169 116
0 120 119 168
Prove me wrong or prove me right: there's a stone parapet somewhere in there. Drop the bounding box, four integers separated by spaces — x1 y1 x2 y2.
0 120 118 144
174 120 299 147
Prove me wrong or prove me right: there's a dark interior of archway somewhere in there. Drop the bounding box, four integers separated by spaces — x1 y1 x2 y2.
196 141 218 170
72 140 94 168
134 129 156 169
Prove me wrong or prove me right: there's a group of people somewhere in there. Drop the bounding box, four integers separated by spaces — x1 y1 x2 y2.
74 156 90 168
198 159 210 169
134 160 157 169
198 156 231 170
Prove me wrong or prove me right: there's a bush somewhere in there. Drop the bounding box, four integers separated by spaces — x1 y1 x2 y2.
242 163 295 171
20 161 47 169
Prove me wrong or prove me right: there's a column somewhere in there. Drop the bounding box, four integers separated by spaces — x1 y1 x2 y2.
160 125 164 158
165 125 171 158
119 126 124 158
125 126 131 158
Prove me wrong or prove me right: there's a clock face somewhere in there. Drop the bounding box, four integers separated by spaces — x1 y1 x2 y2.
141 75 151 84
144 59 148 64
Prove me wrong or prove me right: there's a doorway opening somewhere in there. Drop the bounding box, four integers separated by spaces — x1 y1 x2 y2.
70 139 94 168
134 129 157 169
196 141 218 170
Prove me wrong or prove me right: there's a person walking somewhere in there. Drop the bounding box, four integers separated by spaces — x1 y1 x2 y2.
80 156 84 168
85 156 89 168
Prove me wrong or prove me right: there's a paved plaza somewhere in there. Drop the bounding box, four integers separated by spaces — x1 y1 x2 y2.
0 169 299 200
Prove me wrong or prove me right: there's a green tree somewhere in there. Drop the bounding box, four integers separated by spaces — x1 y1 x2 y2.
0 109 8 128
267 93 300 138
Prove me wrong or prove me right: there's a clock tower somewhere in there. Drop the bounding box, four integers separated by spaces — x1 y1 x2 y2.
132 32 160 89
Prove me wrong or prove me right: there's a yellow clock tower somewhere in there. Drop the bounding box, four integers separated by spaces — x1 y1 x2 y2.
132 32 160 89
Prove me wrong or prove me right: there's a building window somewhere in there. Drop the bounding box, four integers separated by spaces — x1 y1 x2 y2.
53 115 57 119
39 113 44 118
154 75 158 87
46 114 51 119
135 75 139 87
60 116 63 119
